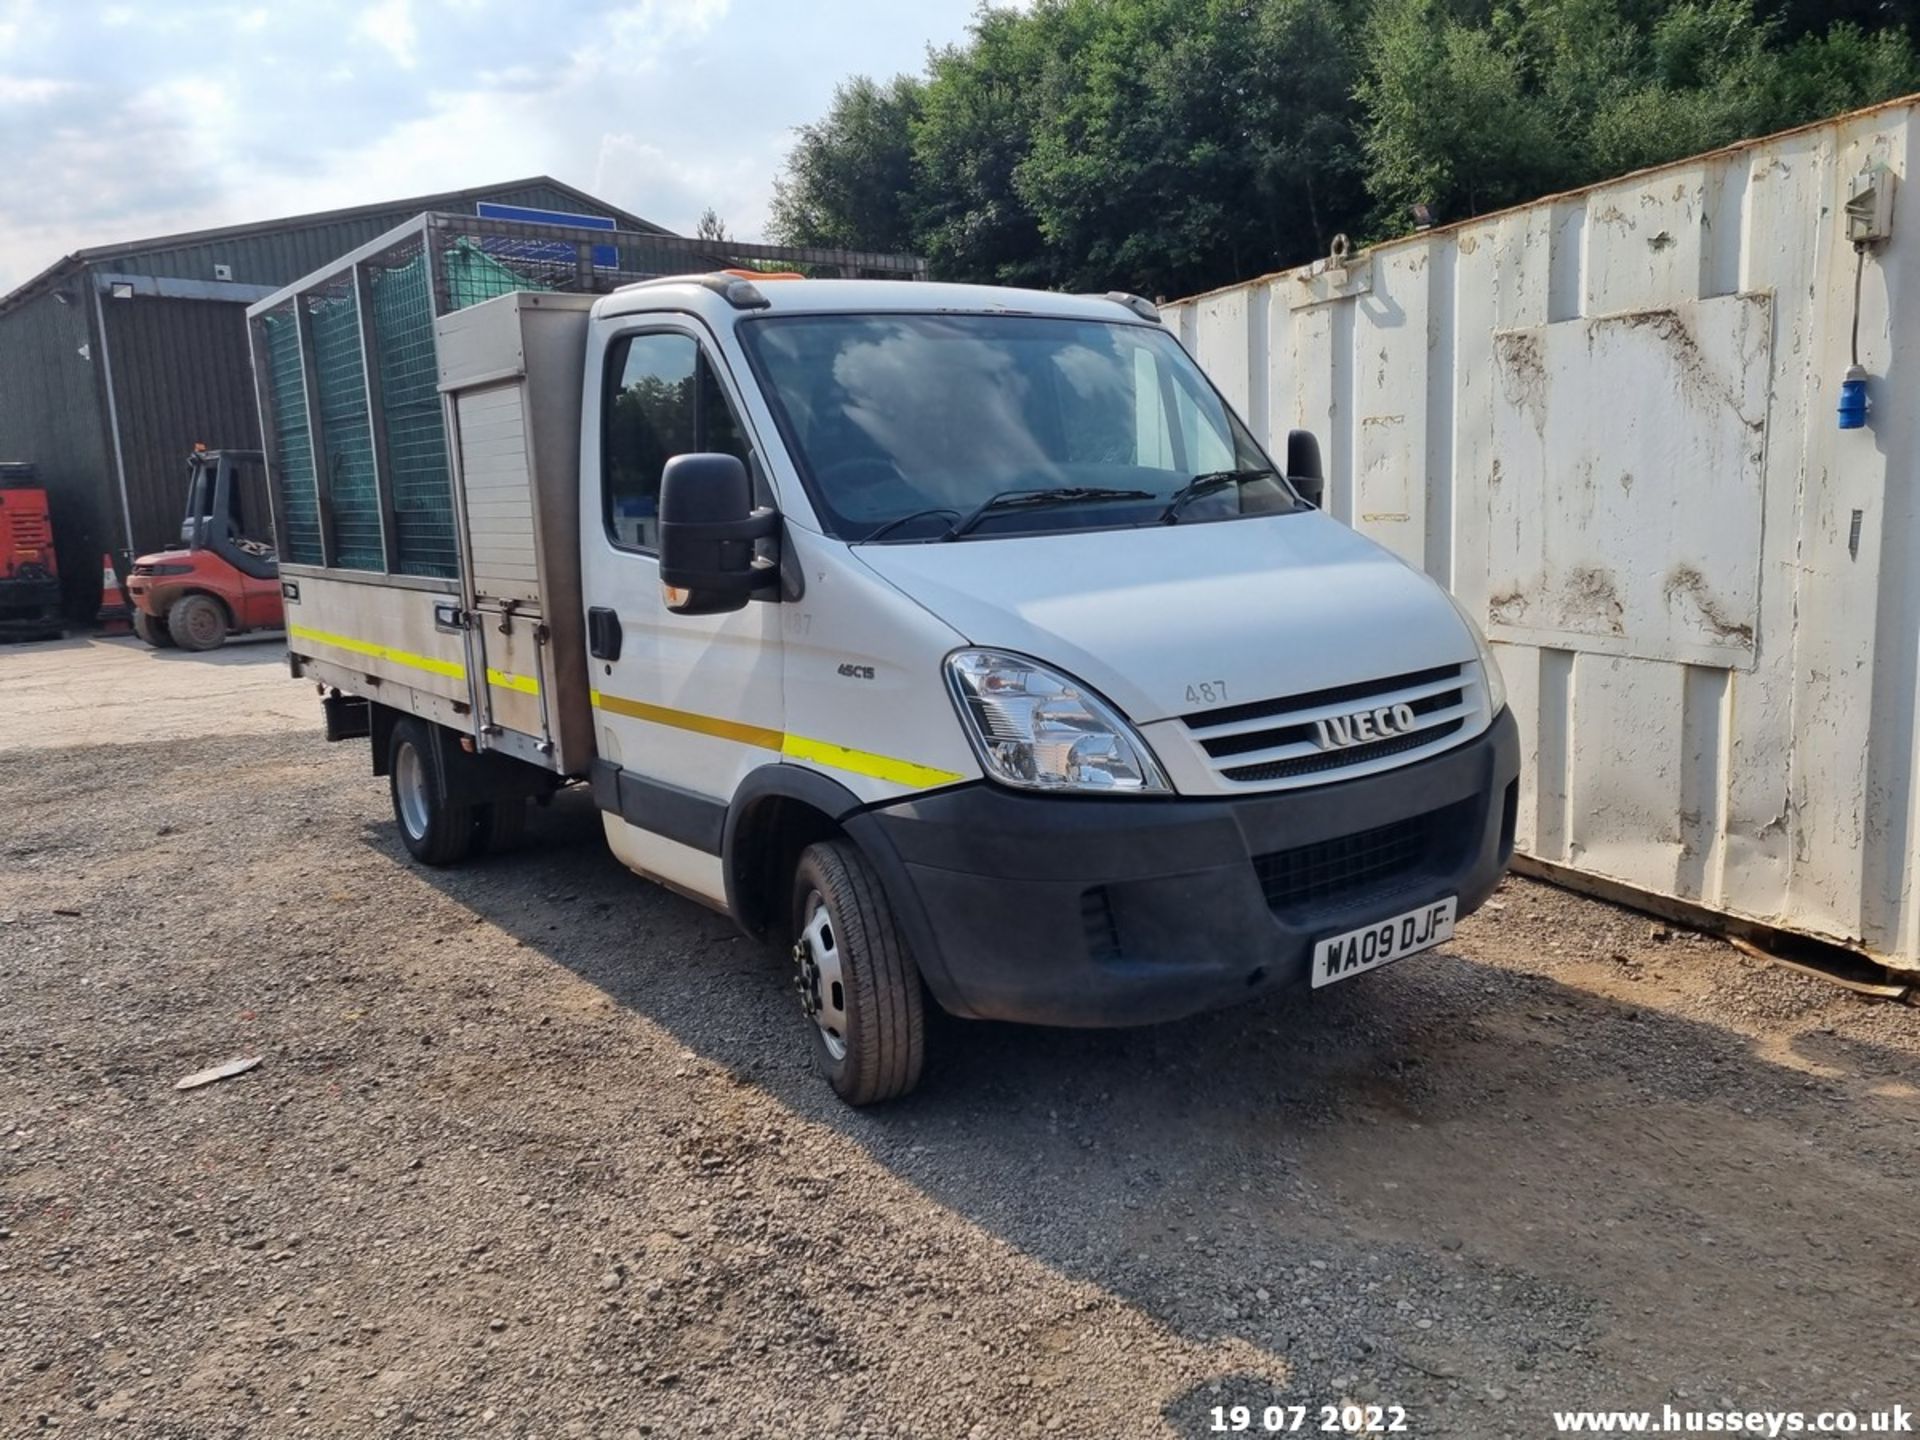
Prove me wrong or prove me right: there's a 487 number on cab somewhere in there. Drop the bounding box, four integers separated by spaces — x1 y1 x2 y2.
1210 1404 1410 1434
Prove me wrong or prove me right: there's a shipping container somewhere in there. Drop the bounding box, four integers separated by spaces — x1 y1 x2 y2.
1162 97 1920 972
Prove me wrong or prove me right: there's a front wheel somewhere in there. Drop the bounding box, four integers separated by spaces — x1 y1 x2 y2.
132 610 175 648
166 593 228 651
790 839 926 1105
388 718 477 866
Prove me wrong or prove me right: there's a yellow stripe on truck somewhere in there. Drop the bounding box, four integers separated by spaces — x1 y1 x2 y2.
591 689 785 750
778 733 962 790
289 624 544 697
288 623 466 681
590 689 962 791
485 667 540 696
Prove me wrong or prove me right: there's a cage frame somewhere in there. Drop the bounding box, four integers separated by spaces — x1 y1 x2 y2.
246 210 926 585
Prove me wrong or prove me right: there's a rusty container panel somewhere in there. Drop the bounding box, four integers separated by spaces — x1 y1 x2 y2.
1165 99 1920 970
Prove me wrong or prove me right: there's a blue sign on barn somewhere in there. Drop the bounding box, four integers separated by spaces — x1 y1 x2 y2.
474 201 620 269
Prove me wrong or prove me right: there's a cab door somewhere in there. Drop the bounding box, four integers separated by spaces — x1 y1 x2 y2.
578 316 783 904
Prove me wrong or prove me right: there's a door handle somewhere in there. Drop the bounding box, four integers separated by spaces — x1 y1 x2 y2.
587 606 622 661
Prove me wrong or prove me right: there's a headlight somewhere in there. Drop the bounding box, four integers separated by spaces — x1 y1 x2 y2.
945 649 1169 794
1445 591 1507 715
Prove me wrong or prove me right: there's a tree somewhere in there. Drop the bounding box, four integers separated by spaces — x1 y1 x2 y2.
695 208 729 243
1357 0 1920 239
769 74 926 253
1015 0 1368 295
1359 0 1590 229
909 8 1057 285
770 0 1920 293
1757 20 1920 127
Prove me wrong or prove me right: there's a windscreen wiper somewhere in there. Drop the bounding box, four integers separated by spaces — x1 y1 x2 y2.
864 507 961 542
944 486 1155 541
1159 467 1278 524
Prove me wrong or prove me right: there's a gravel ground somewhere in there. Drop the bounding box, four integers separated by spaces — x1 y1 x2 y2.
2 643 1917 1438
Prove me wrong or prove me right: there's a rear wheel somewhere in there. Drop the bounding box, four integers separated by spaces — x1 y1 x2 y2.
790 839 926 1105
132 610 175 649
388 718 477 866
166 593 227 651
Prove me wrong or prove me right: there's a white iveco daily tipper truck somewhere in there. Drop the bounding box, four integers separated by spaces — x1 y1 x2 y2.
248 211 1518 1105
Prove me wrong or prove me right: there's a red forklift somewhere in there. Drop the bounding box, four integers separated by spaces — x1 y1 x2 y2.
128 448 283 651
0 462 64 642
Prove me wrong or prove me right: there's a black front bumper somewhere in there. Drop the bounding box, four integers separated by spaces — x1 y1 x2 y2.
847 708 1520 1027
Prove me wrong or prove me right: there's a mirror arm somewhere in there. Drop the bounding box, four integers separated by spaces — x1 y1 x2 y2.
678 506 779 547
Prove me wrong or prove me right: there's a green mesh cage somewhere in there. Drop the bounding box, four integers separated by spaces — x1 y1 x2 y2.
259 308 323 566
306 280 383 571
442 239 553 311
367 241 457 577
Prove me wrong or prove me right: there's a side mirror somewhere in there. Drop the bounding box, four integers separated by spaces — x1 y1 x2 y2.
657 453 779 616
1285 429 1326 509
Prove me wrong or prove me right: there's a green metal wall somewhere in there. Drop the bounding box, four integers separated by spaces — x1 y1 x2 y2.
0 288 115 620
98 294 265 559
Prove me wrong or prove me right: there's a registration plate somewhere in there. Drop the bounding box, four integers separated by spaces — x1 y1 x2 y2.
1311 897 1457 988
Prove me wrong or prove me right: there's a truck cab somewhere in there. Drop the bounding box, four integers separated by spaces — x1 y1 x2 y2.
572 276 1518 1101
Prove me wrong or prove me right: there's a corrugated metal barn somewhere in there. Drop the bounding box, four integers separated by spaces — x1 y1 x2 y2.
0 179 673 621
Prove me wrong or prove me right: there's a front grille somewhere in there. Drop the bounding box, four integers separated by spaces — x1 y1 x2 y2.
1180 663 1480 791
1225 720 1465 783
131 563 157 577
1254 800 1472 913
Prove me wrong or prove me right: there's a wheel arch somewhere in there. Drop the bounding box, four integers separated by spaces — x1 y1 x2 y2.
722 765 864 943
722 765 967 1018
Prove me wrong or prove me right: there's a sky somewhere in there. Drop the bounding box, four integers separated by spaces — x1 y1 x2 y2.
0 0 1009 292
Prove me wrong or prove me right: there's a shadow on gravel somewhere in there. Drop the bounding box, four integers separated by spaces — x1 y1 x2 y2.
386 788 1920 1420
119 635 290 664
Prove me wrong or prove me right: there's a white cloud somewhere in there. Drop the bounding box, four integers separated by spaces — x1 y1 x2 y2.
592 132 768 237
0 74 70 103
0 0 996 291
0 0 37 54
601 0 731 60
354 0 417 69
240 85 554 218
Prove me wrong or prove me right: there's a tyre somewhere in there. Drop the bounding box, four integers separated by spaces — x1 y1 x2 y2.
469 797 527 855
388 718 478 866
166 593 228 651
790 839 926 1105
132 610 175 648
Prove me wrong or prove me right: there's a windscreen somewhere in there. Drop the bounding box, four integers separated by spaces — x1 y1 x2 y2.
738 312 1294 541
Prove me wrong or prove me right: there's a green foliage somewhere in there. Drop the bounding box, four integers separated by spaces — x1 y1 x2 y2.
1362 0 1920 232
769 74 926 253
1014 0 1367 294
911 8 1056 285
1358 0 1562 223
769 0 1920 296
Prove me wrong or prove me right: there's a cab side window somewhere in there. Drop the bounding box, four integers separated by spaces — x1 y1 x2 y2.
603 332 752 553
